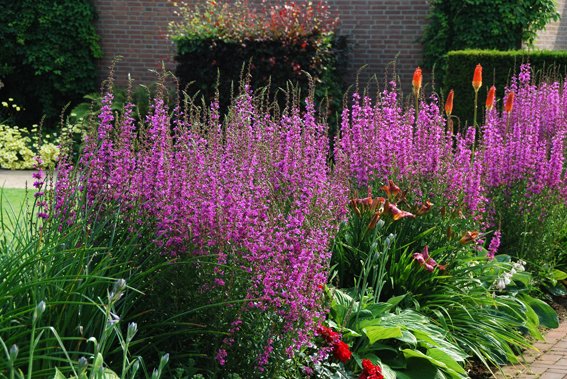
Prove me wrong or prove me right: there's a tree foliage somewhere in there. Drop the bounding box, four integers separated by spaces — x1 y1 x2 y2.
0 0 102 129
420 0 561 77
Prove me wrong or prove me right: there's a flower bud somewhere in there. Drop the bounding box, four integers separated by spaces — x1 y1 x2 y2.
78 357 88 375
127 322 138 343
159 353 170 369
34 301 46 322
10 345 18 362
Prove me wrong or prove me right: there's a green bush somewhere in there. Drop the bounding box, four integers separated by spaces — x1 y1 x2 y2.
170 0 348 134
420 0 560 81
0 0 102 130
443 50 567 128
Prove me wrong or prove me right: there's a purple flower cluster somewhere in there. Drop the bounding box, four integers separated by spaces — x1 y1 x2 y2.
56 80 346 365
481 64 567 195
334 81 483 213
334 64 567 254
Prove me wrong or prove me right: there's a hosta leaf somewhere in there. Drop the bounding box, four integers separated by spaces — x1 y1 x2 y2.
395 357 446 379
426 348 466 374
364 325 402 344
553 269 567 281
517 293 559 329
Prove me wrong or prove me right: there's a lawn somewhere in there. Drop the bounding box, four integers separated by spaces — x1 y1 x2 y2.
1 188 37 234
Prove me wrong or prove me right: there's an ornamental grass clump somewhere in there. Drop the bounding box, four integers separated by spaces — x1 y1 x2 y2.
52 71 346 376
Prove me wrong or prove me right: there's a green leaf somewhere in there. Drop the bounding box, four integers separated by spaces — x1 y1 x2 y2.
517 293 559 329
364 326 402 344
547 282 567 297
365 302 394 317
381 363 397 379
426 348 466 374
395 330 418 346
552 269 566 281
54 367 66 379
395 357 446 379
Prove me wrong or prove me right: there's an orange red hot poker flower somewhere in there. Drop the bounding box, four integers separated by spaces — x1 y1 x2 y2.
505 91 515 113
472 64 482 92
486 86 496 111
412 67 422 97
445 90 454 116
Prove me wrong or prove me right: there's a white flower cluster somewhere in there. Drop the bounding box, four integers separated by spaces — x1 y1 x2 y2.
495 260 526 291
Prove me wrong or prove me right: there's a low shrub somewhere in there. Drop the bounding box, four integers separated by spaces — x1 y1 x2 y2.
170 0 348 134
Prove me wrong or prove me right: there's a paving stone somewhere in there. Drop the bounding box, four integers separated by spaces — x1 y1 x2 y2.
539 372 567 379
537 354 565 365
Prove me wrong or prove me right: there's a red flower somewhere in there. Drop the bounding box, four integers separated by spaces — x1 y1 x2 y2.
333 340 352 363
472 64 482 92
359 358 384 379
318 325 339 343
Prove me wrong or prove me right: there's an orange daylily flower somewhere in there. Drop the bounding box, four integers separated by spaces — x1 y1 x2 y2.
412 67 422 97
367 211 381 230
349 198 361 216
459 230 479 245
389 203 416 221
486 86 496 111
505 91 514 113
472 64 482 92
380 180 402 200
416 199 433 216
445 90 454 116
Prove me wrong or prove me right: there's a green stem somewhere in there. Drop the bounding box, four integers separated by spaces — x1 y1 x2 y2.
504 112 511 144
415 94 419 125
473 90 478 128
27 321 35 379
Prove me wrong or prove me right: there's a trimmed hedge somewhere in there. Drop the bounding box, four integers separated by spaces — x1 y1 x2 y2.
174 33 348 133
443 50 567 129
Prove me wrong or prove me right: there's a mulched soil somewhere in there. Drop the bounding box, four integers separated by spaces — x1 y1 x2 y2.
465 296 567 379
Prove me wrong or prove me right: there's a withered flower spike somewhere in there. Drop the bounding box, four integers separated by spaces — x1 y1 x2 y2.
447 225 452 240
440 206 446 218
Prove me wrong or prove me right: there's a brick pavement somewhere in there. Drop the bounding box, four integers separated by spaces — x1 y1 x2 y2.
493 319 567 379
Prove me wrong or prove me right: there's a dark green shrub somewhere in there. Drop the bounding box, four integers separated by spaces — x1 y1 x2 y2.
443 50 567 128
170 0 348 134
420 0 560 82
0 0 102 129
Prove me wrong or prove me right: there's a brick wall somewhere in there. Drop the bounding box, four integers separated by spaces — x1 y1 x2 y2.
91 0 566 95
90 0 179 88
534 0 567 51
